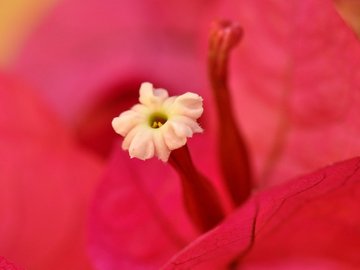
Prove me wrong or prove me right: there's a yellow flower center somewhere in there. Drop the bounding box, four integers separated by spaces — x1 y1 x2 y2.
149 112 168 129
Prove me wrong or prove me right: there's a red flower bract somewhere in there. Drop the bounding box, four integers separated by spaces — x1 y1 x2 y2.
213 0 360 187
7 0 360 269
163 157 360 269
0 256 22 270
0 74 103 269
12 0 360 186
87 0 360 269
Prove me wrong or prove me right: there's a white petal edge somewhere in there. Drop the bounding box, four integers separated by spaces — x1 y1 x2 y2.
162 123 187 150
139 82 169 108
122 125 147 150
112 110 145 137
168 92 203 119
128 128 155 160
171 115 203 134
152 131 171 162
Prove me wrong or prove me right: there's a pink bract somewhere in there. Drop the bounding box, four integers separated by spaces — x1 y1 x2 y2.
7 0 360 269
163 157 360 269
88 0 360 269
0 256 22 270
213 0 360 186
12 0 360 186
0 73 103 270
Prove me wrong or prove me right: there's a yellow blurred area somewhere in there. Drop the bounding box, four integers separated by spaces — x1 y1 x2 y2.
334 0 360 37
0 0 58 68
0 0 358 70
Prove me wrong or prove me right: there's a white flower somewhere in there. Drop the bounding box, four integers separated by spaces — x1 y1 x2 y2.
112 82 204 162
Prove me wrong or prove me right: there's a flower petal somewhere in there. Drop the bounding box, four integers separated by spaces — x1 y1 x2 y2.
112 108 146 137
153 131 171 162
162 157 360 269
129 128 155 160
162 124 187 150
169 120 193 138
14 0 208 123
172 115 204 134
89 147 197 269
0 74 103 270
211 0 360 186
121 124 145 150
0 256 22 270
13 0 209 158
168 92 204 120
139 82 169 108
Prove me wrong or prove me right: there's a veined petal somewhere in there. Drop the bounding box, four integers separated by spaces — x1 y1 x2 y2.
162 157 360 269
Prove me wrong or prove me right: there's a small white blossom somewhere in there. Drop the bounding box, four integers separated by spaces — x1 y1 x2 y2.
112 82 203 161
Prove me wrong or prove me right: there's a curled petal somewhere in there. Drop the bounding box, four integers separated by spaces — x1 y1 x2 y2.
169 93 203 119
112 110 145 137
169 120 193 138
139 82 169 108
172 115 203 134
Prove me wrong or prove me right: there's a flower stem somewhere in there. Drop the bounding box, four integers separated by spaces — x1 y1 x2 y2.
169 145 225 232
208 20 253 207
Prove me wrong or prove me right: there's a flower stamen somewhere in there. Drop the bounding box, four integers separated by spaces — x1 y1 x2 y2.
149 113 168 128
208 21 253 207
